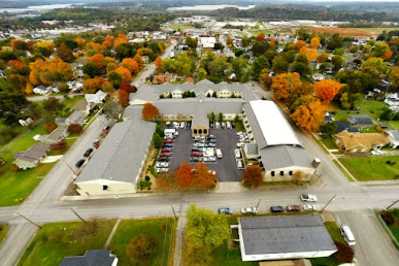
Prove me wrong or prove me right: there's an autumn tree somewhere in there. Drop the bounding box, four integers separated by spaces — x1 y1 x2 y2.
192 163 217 189
154 56 163 72
121 58 139 75
295 40 306 50
29 58 73 86
83 77 107 93
102 35 114 50
389 66 399 90
310 36 320 49
142 103 160 121
256 32 265 42
259 68 272 89
118 89 129 107
314 79 343 103
114 66 132 82
126 235 157 263
57 43 75 63
271 72 303 102
175 162 193 188
299 47 318 62
290 99 326 132
242 165 263 188
68 123 83 134
113 33 128 49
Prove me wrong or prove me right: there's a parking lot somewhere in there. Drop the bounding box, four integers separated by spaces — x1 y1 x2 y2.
169 128 243 182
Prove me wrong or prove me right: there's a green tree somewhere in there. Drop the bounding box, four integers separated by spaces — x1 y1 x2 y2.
185 205 229 263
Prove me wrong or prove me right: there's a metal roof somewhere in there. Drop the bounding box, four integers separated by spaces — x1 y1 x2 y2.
248 100 301 148
259 145 313 170
61 250 116 266
239 215 336 256
76 106 155 184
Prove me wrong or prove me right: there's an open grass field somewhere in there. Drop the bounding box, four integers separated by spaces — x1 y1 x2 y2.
339 155 399 181
18 220 115 266
109 218 176 266
309 27 398 37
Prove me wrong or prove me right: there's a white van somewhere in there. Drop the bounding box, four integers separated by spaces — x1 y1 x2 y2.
340 224 356 246
216 149 223 159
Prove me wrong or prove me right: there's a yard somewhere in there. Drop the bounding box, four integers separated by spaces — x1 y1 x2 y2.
18 217 176 266
18 220 115 266
339 155 399 181
109 218 176 266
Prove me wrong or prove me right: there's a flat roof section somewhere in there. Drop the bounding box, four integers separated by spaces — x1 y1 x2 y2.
239 215 336 257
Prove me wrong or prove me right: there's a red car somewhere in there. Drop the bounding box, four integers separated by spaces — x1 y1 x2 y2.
162 147 172 153
164 139 174 144
191 151 202 157
160 151 172 157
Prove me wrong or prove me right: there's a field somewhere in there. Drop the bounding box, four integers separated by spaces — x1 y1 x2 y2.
18 220 115 266
339 155 399 181
309 27 398 37
109 218 176 266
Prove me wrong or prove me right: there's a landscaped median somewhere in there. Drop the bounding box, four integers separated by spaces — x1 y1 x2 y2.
378 209 399 249
18 217 176 266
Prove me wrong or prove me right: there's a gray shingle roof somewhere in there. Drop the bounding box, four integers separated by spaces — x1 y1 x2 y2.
348 115 373 126
259 145 314 170
239 215 336 256
60 250 116 266
76 106 155 184
15 143 49 162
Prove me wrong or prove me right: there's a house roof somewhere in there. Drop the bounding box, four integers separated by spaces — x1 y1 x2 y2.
239 215 336 257
245 100 302 149
60 250 116 266
348 115 373 126
76 106 155 184
335 121 358 133
336 132 389 151
15 143 49 162
85 90 107 104
259 145 314 170
386 130 399 141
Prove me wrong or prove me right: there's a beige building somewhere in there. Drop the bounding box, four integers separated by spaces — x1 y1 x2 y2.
335 132 389 153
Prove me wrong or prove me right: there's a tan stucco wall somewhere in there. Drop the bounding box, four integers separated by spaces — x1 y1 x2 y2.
76 179 136 196
264 166 315 182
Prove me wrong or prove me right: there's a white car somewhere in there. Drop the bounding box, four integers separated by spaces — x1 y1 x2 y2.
216 149 223 159
236 159 244 169
226 121 232 129
241 207 257 215
300 193 318 202
180 122 186 128
303 204 317 211
155 161 169 168
234 148 241 159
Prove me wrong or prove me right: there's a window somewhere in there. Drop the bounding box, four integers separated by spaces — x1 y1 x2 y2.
271 171 275 177
289 171 293 176
102 185 108 191
193 129 197 134
204 129 208 134
199 129 202 134
280 171 284 176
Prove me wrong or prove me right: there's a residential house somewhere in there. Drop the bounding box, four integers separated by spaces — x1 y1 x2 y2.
85 90 107 111
335 132 389 153
385 93 399 111
66 110 86 126
386 130 399 149
335 121 359 133
348 115 374 129
60 250 118 266
39 126 67 145
14 143 49 169
199 36 216 49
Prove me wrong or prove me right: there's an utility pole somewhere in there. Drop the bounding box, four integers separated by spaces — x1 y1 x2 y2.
321 194 337 212
17 212 42 229
255 199 261 209
171 205 177 219
386 199 399 210
71 208 86 223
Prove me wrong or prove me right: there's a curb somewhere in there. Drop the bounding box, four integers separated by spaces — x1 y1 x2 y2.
375 209 399 250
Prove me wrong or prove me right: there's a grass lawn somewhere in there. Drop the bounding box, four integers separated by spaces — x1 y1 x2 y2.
211 242 256 266
320 136 337 150
339 155 399 181
384 209 399 243
19 220 115 266
109 218 176 266
334 98 386 122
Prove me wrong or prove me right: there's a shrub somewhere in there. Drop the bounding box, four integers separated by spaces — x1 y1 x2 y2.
50 139 66 151
334 241 354 263
381 210 395 225
44 122 57 133
68 123 83 134
126 235 157 262
0 127 19 145
242 165 263 188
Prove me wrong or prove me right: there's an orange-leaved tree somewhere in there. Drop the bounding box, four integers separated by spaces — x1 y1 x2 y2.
175 162 193 189
310 36 320 49
314 79 343 103
192 163 217 189
113 33 128 49
271 72 303 102
118 89 129 107
242 165 263 188
121 58 139 75
290 99 326 132
299 47 318 62
142 103 160 121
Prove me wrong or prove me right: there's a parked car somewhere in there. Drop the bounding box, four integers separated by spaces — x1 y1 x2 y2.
83 148 93 157
236 159 244 169
161 147 172 152
156 167 169 173
303 204 317 211
190 157 203 162
156 161 169 168
221 122 226 128
234 148 241 159
163 143 173 148
216 149 223 159
158 156 170 162
300 193 318 202
226 121 232 129
180 122 186 128
203 156 216 162
164 138 174 143
207 143 216 147
270 206 285 213
75 159 86 168
191 151 202 157
218 207 232 215
340 224 356 246
215 122 220 128
241 207 257 215
286 205 302 212
160 151 172 157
